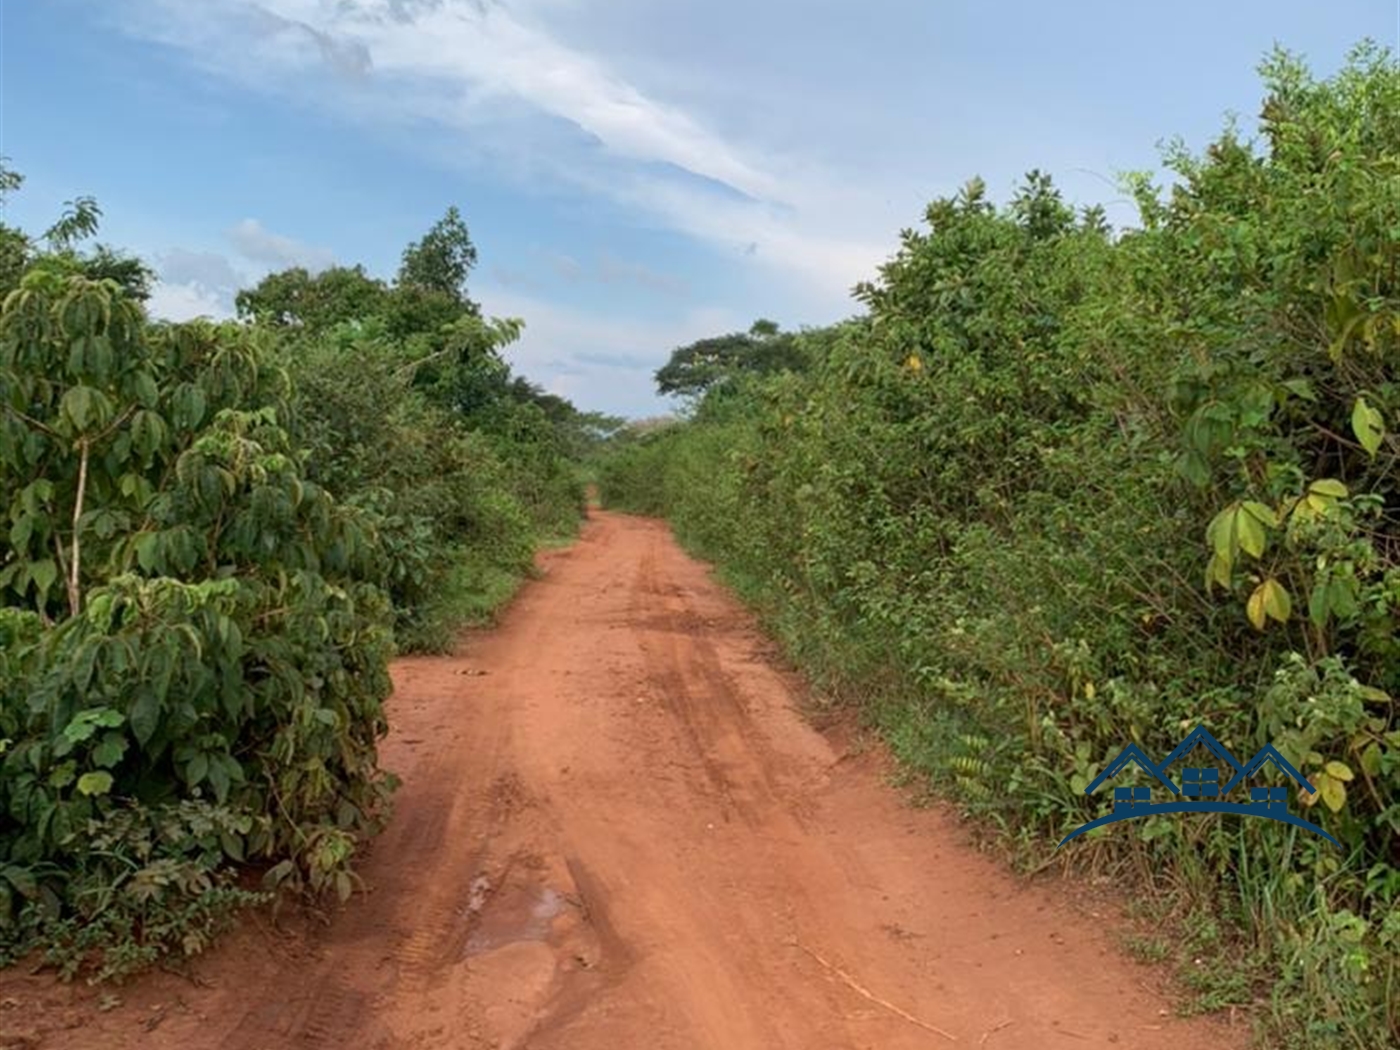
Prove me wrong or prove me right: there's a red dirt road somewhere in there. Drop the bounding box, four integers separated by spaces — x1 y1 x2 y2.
2 512 1243 1049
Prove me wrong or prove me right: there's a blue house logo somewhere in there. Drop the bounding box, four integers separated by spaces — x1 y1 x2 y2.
1058 726 1340 848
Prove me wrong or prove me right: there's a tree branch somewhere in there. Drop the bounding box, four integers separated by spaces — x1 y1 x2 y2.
68 437 89 617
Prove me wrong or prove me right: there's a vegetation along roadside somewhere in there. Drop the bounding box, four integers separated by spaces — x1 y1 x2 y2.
0 173 618 980
600 45 1400 1050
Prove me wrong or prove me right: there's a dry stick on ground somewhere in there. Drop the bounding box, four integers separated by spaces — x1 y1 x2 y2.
790 938 956 1042
979 1019 1014 1046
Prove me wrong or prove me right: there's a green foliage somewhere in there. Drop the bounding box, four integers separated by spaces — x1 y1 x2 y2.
278 325 538 651
0 173 592 978
0 177 153 303
396 205 478 308
654 319 808 400
602 44 1400 1047
234 265 388 333
0 274 396 976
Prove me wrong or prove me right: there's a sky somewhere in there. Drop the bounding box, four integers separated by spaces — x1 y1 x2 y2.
2 1 1396 418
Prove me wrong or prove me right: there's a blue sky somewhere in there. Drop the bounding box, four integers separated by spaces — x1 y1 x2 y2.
2 1 1395 417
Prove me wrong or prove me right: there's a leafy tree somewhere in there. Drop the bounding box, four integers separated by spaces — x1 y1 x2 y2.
0 171 152 301
396 205 479 309
235 265 389 332
41 197 101 251
654 319 805 399
0 272 395 974
0 170 595 980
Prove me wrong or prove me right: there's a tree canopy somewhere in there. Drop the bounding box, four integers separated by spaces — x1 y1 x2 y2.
654 319 806 399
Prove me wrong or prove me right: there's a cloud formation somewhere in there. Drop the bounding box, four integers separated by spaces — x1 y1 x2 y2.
146 218 340 323
227 218 336 272
114 0 894 306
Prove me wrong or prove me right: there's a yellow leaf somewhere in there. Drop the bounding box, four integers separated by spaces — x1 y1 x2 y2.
1324 760 1354 782
1084 681 1096 700
905 354 923 372
1260 578 1291 623
1299 783 1320 808
1319 773 1347 813
1308 478 1349 499
1246 584 1268 630
1243 501 1279 528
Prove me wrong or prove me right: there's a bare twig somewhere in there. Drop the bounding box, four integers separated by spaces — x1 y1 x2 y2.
0 402 60 438
791 938 956 1041
979 1019 1014 1046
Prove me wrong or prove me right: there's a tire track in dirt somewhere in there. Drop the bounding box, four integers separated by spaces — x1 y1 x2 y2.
8 512 1247 1050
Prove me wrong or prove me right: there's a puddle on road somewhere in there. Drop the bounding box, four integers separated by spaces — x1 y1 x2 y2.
463 882 570 957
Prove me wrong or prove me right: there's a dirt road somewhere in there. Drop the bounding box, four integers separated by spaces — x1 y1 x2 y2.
4 512 1241 1049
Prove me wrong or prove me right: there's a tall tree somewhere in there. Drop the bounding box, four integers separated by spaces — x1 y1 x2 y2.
235 265 389 332
654 319 805 399
396 206 479 310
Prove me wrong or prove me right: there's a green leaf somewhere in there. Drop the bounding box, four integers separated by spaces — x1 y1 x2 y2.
1175 450 1210 487
1328 577 1359 620
1206 508 1235 560
1309 582 1332 627
1282 378 1317 402
8 515 33 550
91 733 127 769
1352 397 1384 456
1308 478 1349 499
76 771 114 797
129 690 161 747
62 716 99 744
60 385 96 431
1206 552 1232 591
1243 501 1279 529
185 752 209 786
218 829 244 862
30 559 58 601
134 533 161 573
1237 509 1266 559
1360 744 1382 777
207 758 231 803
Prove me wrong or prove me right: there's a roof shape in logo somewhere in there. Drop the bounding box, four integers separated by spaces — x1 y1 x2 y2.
1084 742 1181 796
1157 725 1243 776
1221 743 1315 796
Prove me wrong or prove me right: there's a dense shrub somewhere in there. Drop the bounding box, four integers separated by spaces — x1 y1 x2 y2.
0 196 593 977
602 46 1400 1048
0 273 394 976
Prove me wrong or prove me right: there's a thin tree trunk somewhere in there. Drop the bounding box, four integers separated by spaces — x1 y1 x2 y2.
68 437 89 618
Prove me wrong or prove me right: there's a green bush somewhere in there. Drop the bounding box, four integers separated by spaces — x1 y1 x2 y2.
0 273 396 975
0 193 595 979
602 45 1400 1048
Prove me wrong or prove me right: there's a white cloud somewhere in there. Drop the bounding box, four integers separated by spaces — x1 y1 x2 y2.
227 218 336 272
158 248 243 292
477 281 742 416
146 279 235 322
114 0 897 309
